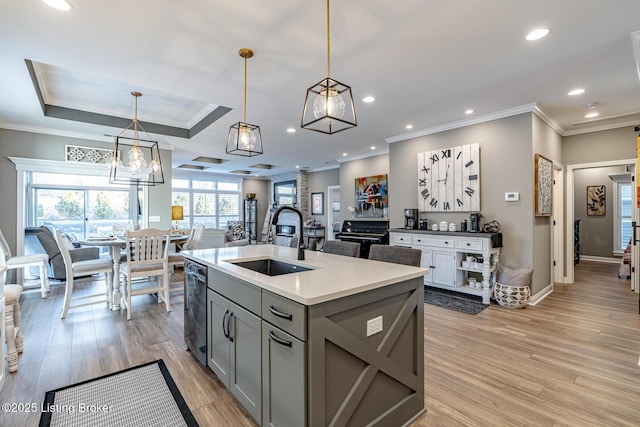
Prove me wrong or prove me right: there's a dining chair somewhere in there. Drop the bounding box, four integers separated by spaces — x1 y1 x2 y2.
288 236 317 251
53 228 114 319
322 240 361 257
168 224 205 291
121 228 170 320
368 244 422 267
0 229 50 298
0 245 24 373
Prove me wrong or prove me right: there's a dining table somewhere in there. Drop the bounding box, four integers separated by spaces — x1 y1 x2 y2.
79 234 188 311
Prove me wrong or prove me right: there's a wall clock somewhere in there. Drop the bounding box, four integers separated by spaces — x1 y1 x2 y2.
417 143 480 212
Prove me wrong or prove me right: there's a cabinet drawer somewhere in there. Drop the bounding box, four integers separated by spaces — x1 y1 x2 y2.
262 290 307 341
390 233 412 245
456 238 484 252
208 268 261 315
415 236 454 248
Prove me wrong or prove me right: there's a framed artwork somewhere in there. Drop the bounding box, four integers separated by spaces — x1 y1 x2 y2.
535 153 553 217
355 174 388 218
332 201 340 212
311 192 324 215
586 185 606 216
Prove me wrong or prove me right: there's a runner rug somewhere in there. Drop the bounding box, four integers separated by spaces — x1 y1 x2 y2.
424 288 489 315
39 359 198 427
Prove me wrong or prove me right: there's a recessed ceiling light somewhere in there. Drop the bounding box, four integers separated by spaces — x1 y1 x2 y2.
362 96 375 103
286 127 296 133
465 109 474 115
370 146 376 150
295 165 300 169
584 112 599 119
525 28 550 41
568 88 586 96
406 124 413 130
342 152 348 157
42 0 72 11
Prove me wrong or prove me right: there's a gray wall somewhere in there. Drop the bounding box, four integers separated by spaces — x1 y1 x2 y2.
389 114 533 273
563 126 636 262
563 126 636 165
531 114 563 295
308 168 340 227
339 154 389 223
0 128 172 253
574 166 624 258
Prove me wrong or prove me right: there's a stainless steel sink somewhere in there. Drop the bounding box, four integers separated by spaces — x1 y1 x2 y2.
230 258 312 276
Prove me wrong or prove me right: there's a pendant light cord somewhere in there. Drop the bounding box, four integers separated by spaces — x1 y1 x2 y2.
243 55 247 123
326 0 331 78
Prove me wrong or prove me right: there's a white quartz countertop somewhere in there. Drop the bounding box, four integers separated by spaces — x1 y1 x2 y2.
181 245 427 305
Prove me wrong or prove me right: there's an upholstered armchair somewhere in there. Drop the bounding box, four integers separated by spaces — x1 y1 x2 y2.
25 226 100 280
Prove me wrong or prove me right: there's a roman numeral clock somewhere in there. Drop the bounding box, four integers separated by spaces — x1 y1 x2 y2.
417 143 480 212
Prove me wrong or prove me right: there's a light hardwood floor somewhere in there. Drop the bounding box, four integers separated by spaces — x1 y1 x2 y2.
1 261 639 426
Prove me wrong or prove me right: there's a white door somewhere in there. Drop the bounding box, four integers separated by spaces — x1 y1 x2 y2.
432 251 456 287
326 185 340 240
631 165 638 293
552 167 564 284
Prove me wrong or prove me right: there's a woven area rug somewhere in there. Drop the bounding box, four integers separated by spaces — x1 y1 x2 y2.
40 360 198 427
424 288 488 315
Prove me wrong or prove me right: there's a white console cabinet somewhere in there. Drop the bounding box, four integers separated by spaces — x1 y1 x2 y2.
390 230 501 304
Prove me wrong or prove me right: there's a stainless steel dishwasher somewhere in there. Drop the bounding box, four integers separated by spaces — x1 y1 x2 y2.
184 258 207 365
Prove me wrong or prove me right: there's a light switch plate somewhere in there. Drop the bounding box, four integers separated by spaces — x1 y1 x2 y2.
366 316 383 337
505 192 519 202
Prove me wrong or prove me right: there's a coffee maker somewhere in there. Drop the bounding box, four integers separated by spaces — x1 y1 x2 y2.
469 212 482 233
404 209 419 229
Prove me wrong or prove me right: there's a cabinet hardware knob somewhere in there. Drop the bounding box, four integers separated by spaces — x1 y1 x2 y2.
467 243 470 246
269 330 293 347
269 305 293 320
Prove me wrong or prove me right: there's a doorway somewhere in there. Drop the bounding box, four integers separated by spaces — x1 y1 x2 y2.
326 185 340 240
566 158 637 289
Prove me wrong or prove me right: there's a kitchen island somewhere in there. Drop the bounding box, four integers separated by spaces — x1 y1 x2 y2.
182 244 427 427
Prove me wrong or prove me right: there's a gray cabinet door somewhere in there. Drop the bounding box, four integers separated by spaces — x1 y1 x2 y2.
229 302 262 423
262 321 306 427
207 289 230 385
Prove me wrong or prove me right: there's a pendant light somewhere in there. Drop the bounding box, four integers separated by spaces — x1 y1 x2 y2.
226 48 263 157
301 0 357 134
109 91 164 186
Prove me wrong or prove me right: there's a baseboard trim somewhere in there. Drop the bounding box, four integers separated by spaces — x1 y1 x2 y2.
579 255 621 264
528 283 554 306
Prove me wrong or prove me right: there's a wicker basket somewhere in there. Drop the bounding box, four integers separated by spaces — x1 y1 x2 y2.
493 282 530 309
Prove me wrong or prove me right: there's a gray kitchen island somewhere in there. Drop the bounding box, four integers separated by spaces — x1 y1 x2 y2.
182 244 427 427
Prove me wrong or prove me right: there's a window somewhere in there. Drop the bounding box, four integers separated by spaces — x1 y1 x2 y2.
29 172 133 239
614 181 632 254
171 176 242 230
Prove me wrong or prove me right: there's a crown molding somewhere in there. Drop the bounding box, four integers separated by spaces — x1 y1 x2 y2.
532 104 564 135
0 121 175 150
336 150 389 164
385 103 538 143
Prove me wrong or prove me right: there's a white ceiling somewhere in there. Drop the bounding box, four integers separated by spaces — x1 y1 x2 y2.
2 0 640 177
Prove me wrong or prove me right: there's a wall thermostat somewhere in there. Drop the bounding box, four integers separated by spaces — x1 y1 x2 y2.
505 192 519 202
